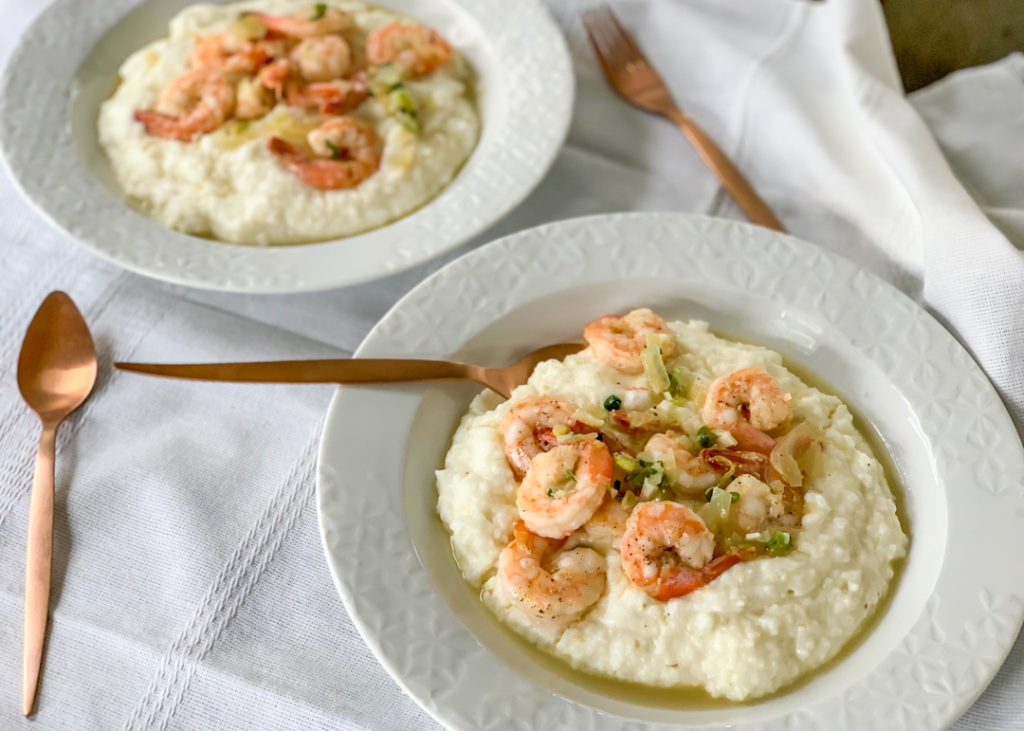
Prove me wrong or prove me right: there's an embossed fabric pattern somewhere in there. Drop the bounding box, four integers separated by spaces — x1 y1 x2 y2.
0 0 1021 730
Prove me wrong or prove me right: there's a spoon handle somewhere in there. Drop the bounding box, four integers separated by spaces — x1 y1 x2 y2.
22 422 56 717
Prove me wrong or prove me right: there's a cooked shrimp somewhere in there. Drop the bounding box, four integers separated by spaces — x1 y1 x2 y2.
620 501 746 600
702 367 792 453
135 70 235 141
566 496 631 552
189 33 270 75
267 116 380 190
727 474 788 532
700 447 769 481
257 58 292 99
256 37 291 60
290 34 351 81
235 59 292 119
367 22 452 77
284 73 368 114
517 441 613 539
251 6 354 39
497 520 605 621
583 308 676 374
644 432 717 494
500 396 582 478
234 76 275 119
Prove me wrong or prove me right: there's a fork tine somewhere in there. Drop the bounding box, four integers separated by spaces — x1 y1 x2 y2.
602 6 644 64
582 10 617 79
582 7 622 71
583 5 644 73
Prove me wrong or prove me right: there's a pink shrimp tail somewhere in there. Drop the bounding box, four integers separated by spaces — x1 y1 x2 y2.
652 549 753 601
134 109 195 142
729 422 777 454
267 136 308 171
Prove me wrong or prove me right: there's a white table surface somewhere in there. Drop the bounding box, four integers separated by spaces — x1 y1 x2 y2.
0 0 1022 728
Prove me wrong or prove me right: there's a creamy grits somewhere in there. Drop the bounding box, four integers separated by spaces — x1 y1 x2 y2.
435 312 907 701
98 0 480 245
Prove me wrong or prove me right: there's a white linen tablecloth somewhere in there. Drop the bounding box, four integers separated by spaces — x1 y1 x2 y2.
0 0 1022 728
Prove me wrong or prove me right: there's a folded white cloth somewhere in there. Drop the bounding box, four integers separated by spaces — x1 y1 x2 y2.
0 0 1020 728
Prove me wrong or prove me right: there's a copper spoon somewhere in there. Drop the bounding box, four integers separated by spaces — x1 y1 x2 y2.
115 343 584 399
16 292 97 716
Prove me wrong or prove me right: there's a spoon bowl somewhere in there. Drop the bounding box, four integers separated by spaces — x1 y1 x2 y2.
18 292 97 422
16 291 97 716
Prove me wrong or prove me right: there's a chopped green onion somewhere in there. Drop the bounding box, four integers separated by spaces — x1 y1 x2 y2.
626 460 660 487
388 85 419 132
557 432 592 444
667 366 693 399
620 491 639 512
696 425 716 448
368 72 420 132
716 458 736 488
766 531 793 555
730 490 740 503
551 424 570 437
641 334 671 394
370 64 402 92
565 468 577 482
603 395 622 411
311 3 327 20
546 488 555 498
704 486 715 502
614 452 662 488
614 452 640 473
373 81 418 132
653 486 672 501
324 139 343 159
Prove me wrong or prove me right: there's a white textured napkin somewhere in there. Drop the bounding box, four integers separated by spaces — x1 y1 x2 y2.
0 0 1021 729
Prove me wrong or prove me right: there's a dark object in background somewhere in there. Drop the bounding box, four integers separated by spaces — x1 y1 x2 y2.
884 0 1024 91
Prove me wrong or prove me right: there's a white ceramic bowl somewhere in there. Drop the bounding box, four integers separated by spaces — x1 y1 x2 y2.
317 213 1024 730
0 0 572 292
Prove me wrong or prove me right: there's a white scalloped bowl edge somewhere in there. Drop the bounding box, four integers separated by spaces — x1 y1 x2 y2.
317 213 1024 730
0 0 572 292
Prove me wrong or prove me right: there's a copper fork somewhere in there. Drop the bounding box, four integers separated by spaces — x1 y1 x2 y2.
583 5 785 232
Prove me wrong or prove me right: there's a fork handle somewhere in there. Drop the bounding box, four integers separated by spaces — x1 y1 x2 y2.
23 421 56 716
667 109 786 232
